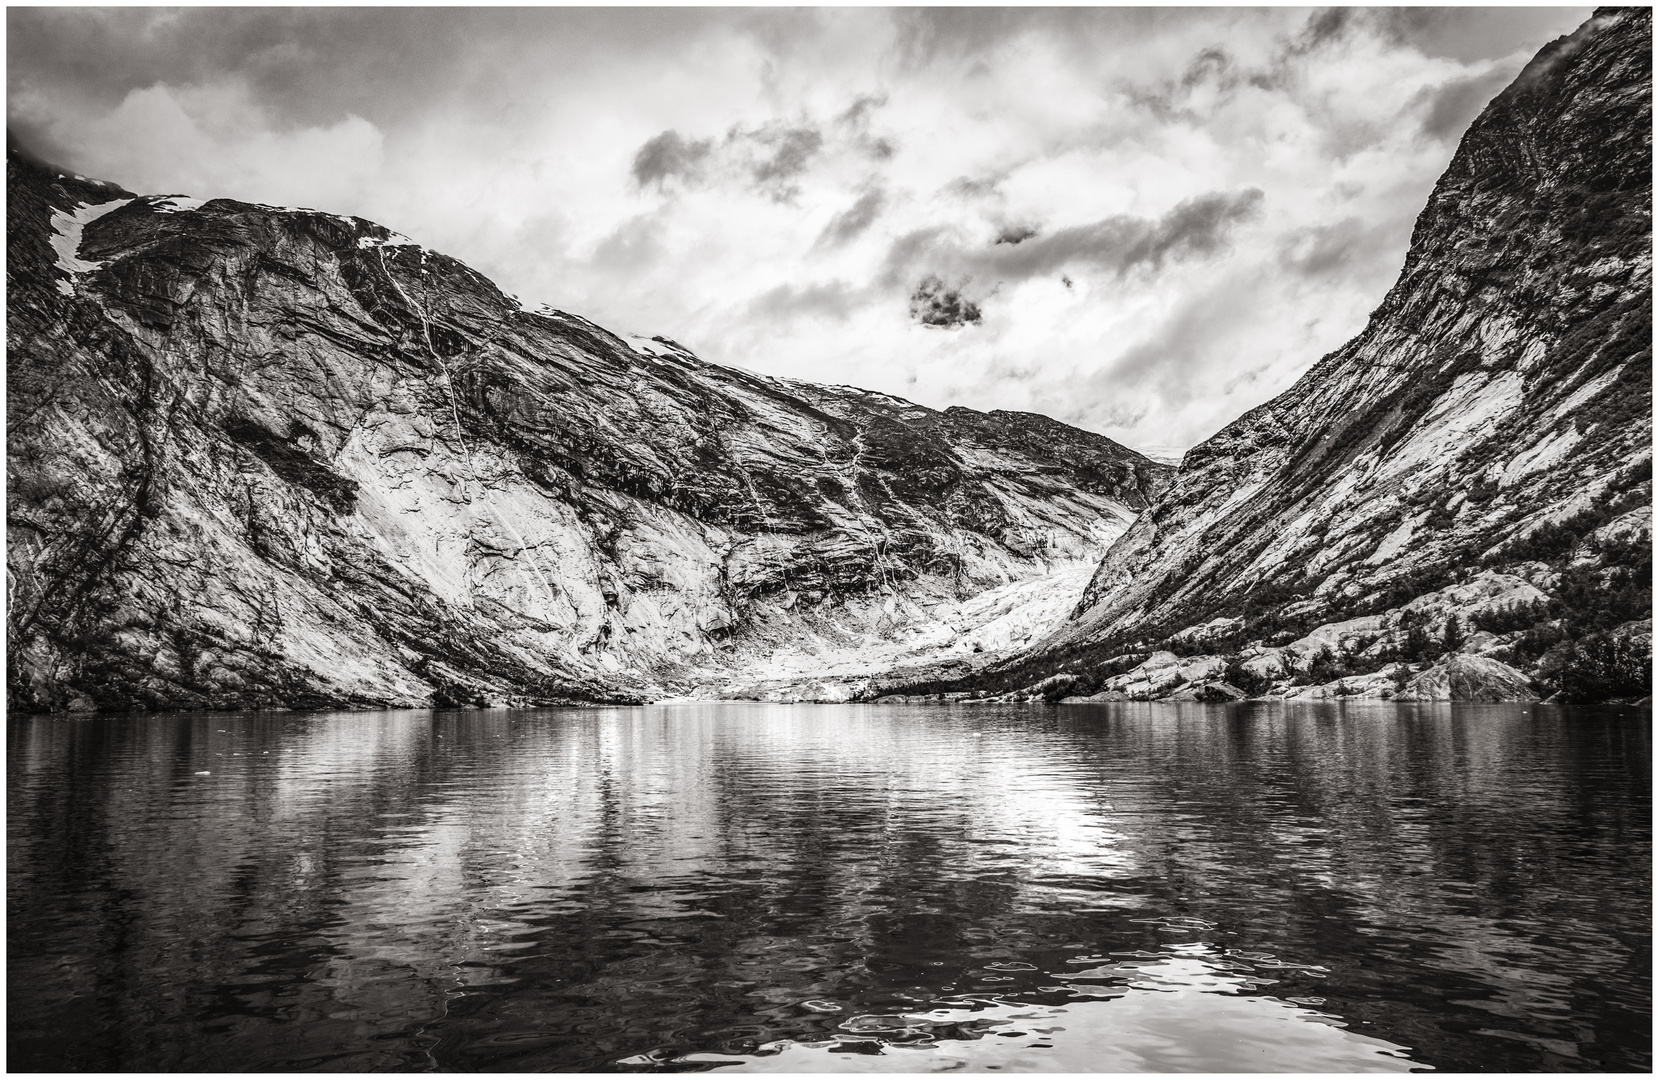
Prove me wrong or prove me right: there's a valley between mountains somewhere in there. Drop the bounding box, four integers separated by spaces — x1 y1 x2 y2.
7 7 1651 712
8 140 1166 710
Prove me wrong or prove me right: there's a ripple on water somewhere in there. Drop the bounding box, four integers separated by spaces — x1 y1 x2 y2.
5 702 1649 1073
655 992 1421 1073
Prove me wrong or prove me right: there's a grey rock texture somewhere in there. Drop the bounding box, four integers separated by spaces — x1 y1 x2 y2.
7 150 1166 712
928 7 1650 704
1065 7 1650 645
1397 655 1537 703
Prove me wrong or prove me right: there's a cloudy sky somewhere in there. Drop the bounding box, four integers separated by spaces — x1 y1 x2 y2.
9 7 1589 456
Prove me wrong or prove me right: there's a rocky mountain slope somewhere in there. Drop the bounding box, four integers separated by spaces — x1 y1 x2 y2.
896 6 1652 705
7 146 1167 712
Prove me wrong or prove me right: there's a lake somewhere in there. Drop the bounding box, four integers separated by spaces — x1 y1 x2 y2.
7 701 1650 1072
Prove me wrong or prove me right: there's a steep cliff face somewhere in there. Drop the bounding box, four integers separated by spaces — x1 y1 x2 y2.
7 152 1166 712
958 7 1651 702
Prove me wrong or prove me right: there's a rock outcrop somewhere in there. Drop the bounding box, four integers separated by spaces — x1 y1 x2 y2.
919 7 1651 705
1397 655 1537 703
9 9 1649 712
6 147 1167 712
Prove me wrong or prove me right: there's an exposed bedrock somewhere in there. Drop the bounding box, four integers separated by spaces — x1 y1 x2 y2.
894 7 1652 705
6 150 1166 711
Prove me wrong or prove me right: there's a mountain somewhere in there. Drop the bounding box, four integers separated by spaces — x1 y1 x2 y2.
6 152 1167 712
924 7 1651 705
10 9 1649 714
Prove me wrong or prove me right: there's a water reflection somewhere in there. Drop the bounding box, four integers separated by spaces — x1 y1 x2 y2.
7 701 1650 1072
665 941 1418 1073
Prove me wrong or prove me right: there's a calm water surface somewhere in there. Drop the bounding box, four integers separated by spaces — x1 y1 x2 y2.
8 702 1650 1072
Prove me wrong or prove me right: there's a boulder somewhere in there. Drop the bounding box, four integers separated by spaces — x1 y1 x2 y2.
1177 681 1245 702
1282 668 1402 700
1288 614 1386 655
1241 650 1289 680
1027 672 1085 702
1397 654 1537 702
1592 505 1651 549
1097 650 1187 697
1176 656 1227 684
1398 571 1550 626
1167 617 1243 650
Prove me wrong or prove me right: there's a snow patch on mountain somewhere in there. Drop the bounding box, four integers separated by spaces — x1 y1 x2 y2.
47 197 132 293
9 147 1168 710
148 195 207 214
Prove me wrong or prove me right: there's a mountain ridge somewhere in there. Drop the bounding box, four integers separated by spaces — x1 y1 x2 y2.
7 8 1650 712
893 5 1651 705
7 149 1166 711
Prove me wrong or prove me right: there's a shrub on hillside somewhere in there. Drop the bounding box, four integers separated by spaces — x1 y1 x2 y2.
1497 508 1607 563
1489 480 1651 569
1442 614 1467 653
1557 560 1652 636
1512 623 1569 665
1288 643 1389 686
1302 647 1343 685
1222 655 1273 696
1472 599 1553 634
1399 612 1443 663
1549 632 1651 703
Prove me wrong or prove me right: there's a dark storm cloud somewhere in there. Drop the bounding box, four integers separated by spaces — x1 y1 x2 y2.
994 224 1038 246
833 94 897 160
1418 66 1520 140
836 94 886 129
1130 44 1247 123
1181 47 1235 89
909 276 981 329
1032 189 1264 276
6 8 813 131
747 122 823 189
817 189 886 248
628 119 826 201
1295 9 1357 54
884 188 1263 289
1375 8 1595 64
632 131 715 189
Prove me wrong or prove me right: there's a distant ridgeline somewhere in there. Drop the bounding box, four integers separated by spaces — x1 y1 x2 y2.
5 9 1649 713
6 133 1167 711
893 6 1652 705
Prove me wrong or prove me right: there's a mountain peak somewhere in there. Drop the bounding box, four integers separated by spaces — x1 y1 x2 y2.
903 6 1651 704
6 154 1168 711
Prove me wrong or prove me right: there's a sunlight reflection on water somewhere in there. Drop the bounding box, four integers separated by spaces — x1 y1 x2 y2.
7 700 1650 1072
656 941 1419 1073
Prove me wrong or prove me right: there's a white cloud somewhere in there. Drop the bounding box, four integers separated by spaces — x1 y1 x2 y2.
20 79 385 215
8 7 1593 452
